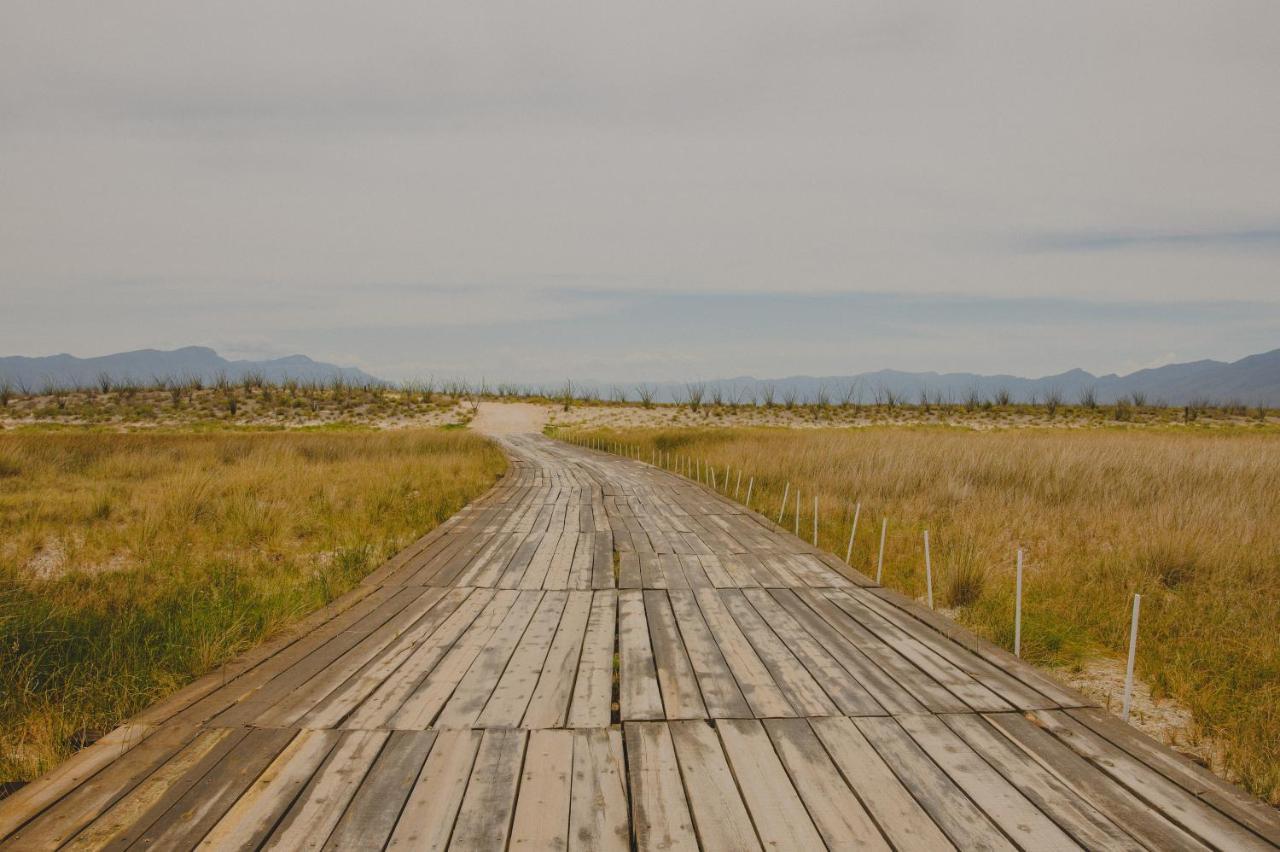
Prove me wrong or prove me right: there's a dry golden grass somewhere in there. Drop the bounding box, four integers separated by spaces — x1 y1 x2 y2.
567 424 1280 803
0 428 504 786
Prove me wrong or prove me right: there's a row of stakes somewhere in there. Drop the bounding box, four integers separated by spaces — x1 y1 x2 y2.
566 433 1145 722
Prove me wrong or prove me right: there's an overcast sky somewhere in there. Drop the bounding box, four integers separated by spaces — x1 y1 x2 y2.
3 1 1278 383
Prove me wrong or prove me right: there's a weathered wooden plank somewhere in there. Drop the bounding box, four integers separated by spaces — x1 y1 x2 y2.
254 586 452 727
567 590 618 728
983 712 1212 851
1032 710 1273 850
388 589 521 729
795 588 969 713
617 551 641 589
435 590 545 728
342 588 498 730
809 716 955 852
510 729 574 851
130 727 298 850
667 721 762 851
476 591 568 726
866 585 1086 707
385 729 481 851
825 591 1013 712
643 591 707 720
895 714 1080 850
625 722 698 852
742 587 882 715
263 730 390 851
0 723 200 851
852 716 1016 850
665 590 752 719
942 714 1143 851
197 728 339 850
522 591 593 728
720 589 836 715
762 718 890 850
322 730 437 852
210 585 430 728
768 588 925 715
691 588 793 717
1066 706 1280 846
450 729 527 850
568 729 629 852
60 728 241 852
715 718 826 849
618 590 665 720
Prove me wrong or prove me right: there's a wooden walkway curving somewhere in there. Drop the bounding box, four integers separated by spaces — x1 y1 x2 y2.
2 433 1277 850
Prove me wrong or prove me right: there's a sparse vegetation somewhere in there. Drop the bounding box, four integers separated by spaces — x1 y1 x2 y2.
564 424 1280 802
0 428 505 785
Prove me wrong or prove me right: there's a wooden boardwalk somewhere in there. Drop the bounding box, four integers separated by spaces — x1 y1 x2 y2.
2 433 1278 850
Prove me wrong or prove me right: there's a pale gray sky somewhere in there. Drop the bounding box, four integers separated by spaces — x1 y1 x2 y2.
3 1 1278 382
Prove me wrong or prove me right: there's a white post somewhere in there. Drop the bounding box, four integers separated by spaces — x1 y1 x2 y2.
1122 594 1142 722
778 482 790 524
845 502 861 564
710 466 717 490
734 470 742 499
1014 549 1024 658
745 477 754 510
876 518 887 583
813 496 819 545
794 489 801 536
923 529 934 609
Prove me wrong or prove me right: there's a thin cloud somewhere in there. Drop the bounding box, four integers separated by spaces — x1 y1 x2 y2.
1019 228 1280 253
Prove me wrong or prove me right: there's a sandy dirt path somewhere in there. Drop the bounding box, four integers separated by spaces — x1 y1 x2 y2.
469 401 551 435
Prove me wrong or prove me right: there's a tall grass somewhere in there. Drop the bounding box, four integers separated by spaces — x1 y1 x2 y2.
568 425 1280 802
0 429 504 785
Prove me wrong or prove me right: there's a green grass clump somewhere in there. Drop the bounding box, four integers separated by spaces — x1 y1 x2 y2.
0 429 505 784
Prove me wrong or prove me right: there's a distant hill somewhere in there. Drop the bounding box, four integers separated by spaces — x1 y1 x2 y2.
597 348 1280 406
0 346 382 389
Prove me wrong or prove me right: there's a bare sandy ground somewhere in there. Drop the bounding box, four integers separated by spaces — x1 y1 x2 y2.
469 402 550 435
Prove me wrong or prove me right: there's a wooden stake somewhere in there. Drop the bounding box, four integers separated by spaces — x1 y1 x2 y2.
1122 594 1141 722
734 469 742 499
777 482 790 524
745 477 754 510
794 489 800 537
876 518 887 583
812 496 819 545
845 502 861 565
1014 549 1024 658
923 529 934 609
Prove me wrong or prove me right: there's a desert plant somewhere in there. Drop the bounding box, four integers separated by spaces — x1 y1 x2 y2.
636 384 656 409
994 387 1012 406
964 387 982 412
760 383 776 408
1078 386 1098 409
1043 388 1062 417
684 382 706 411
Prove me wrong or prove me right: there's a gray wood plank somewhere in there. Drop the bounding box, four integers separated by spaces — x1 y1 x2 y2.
568 729 629 852
450 729 527 850
322 730 437 852
624 722 698 852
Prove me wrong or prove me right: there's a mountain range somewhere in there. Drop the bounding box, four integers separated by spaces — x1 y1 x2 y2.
0 347 379 389
2 346 1278 405
593 348 1280 407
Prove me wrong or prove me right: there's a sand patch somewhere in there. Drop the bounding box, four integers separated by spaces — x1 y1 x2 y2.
1061 656 1230 778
